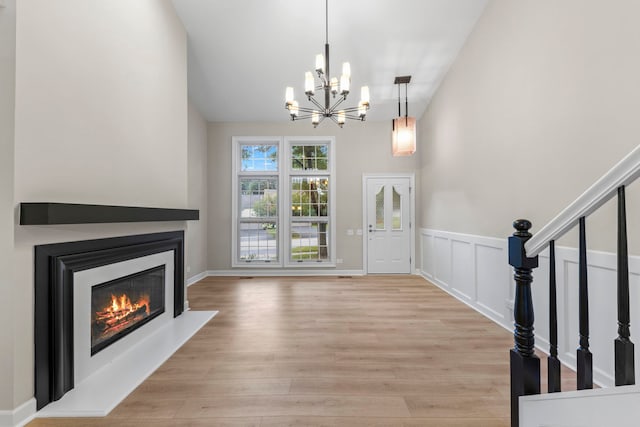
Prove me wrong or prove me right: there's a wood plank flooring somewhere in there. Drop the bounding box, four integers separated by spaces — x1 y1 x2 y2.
29 275 576 426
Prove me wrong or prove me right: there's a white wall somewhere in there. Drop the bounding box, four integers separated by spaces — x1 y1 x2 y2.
186 102 208 281
0 0 16 413
9 0 188 415
418 0 640 254
417 0 640 394
207 120 419 271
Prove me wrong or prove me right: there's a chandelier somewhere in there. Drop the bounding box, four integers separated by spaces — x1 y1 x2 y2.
285 0 370 127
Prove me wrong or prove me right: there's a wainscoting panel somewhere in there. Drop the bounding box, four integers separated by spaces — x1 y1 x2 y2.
420 229 511 328
434 236 451 287
475 243 509 322
420 228 640 387
450 239 474 302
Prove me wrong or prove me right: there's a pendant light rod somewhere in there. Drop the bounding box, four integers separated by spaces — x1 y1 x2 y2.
405 83 409 125
397 83 401 117
394 75 411 124
325 0 328 44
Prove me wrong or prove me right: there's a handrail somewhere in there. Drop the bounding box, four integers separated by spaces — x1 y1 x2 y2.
525 144 640 257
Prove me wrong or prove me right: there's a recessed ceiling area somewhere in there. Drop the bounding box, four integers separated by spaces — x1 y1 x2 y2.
172 0 488 123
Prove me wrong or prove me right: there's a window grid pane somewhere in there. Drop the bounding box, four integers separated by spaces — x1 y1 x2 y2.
291 144 329 171
291 176 329 217
240 178 278 218
291 221 329 261
239 222 278 261
241 144 278 171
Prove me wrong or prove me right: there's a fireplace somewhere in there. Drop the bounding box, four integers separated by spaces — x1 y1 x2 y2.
91 265 165 355
34 231 185 410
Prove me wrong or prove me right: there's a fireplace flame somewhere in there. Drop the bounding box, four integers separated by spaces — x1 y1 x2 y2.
94 293 150 337
105 293 150 317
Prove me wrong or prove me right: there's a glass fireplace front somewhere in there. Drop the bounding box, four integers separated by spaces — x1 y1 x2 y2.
91 265 165 355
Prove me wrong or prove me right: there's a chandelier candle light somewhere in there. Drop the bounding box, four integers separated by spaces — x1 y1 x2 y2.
392 75 416 156
285 0 370 127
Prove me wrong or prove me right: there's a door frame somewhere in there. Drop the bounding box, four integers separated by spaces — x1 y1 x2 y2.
362 173 416 274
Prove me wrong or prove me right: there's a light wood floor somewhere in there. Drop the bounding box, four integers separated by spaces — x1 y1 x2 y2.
29 275 576 426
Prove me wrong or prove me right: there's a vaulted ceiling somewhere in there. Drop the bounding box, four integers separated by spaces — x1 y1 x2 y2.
172 0 487 123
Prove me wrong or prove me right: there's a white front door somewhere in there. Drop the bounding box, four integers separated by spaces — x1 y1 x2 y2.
365 176 411 273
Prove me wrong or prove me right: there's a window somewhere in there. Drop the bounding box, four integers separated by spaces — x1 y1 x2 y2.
232 136 335 267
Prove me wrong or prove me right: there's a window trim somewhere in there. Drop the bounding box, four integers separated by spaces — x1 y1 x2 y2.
283 136 336 267
231 136 284 268
231 136 336 268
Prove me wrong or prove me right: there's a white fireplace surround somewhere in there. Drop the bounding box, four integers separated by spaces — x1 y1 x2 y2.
36 251 216 419
74 251 175 386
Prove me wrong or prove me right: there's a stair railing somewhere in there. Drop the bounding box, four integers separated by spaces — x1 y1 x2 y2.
508 144 640 427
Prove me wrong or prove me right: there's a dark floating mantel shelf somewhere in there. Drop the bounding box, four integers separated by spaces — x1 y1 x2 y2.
20 202 199 225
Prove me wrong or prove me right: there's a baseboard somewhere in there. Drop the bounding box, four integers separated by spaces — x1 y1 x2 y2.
204 269 365 277
0 398 36 427
186 270 207 287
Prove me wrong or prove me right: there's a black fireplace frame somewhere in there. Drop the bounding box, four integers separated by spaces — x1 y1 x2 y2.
34 231 185 410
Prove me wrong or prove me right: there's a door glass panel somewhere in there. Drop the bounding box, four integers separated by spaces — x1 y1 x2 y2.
392 186 401 230
375 186 385 230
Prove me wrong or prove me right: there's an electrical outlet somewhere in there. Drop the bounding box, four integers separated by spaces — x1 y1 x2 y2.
356 229 363 235
337 258 343 264
347 229 354 236
186 265 191 273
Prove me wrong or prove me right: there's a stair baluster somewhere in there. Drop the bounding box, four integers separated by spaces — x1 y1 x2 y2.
616 185 635 386
577 216 593 390
548 240 561 392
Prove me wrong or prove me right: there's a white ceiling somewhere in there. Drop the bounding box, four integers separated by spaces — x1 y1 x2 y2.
172 0 487 123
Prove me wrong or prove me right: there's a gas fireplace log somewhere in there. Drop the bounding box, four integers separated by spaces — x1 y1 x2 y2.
94 305 148 334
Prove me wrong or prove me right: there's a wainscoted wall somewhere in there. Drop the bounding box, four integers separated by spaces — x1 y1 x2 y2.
419 228 640 388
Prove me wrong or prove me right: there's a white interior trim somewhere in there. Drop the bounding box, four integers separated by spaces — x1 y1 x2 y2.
186 270 208 287
525 143 640 257
283 136 336 268
204 269 365 277
0 398 36 427
231 136 283 268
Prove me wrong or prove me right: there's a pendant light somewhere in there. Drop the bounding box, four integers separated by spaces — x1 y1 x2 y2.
392 76 416 156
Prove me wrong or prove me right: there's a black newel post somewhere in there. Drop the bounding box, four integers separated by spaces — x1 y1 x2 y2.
509 219 540 427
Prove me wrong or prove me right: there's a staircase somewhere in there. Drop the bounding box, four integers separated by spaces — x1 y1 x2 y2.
508 144 640 427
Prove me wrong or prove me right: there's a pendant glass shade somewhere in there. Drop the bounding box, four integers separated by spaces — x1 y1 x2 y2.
392 116 416 156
